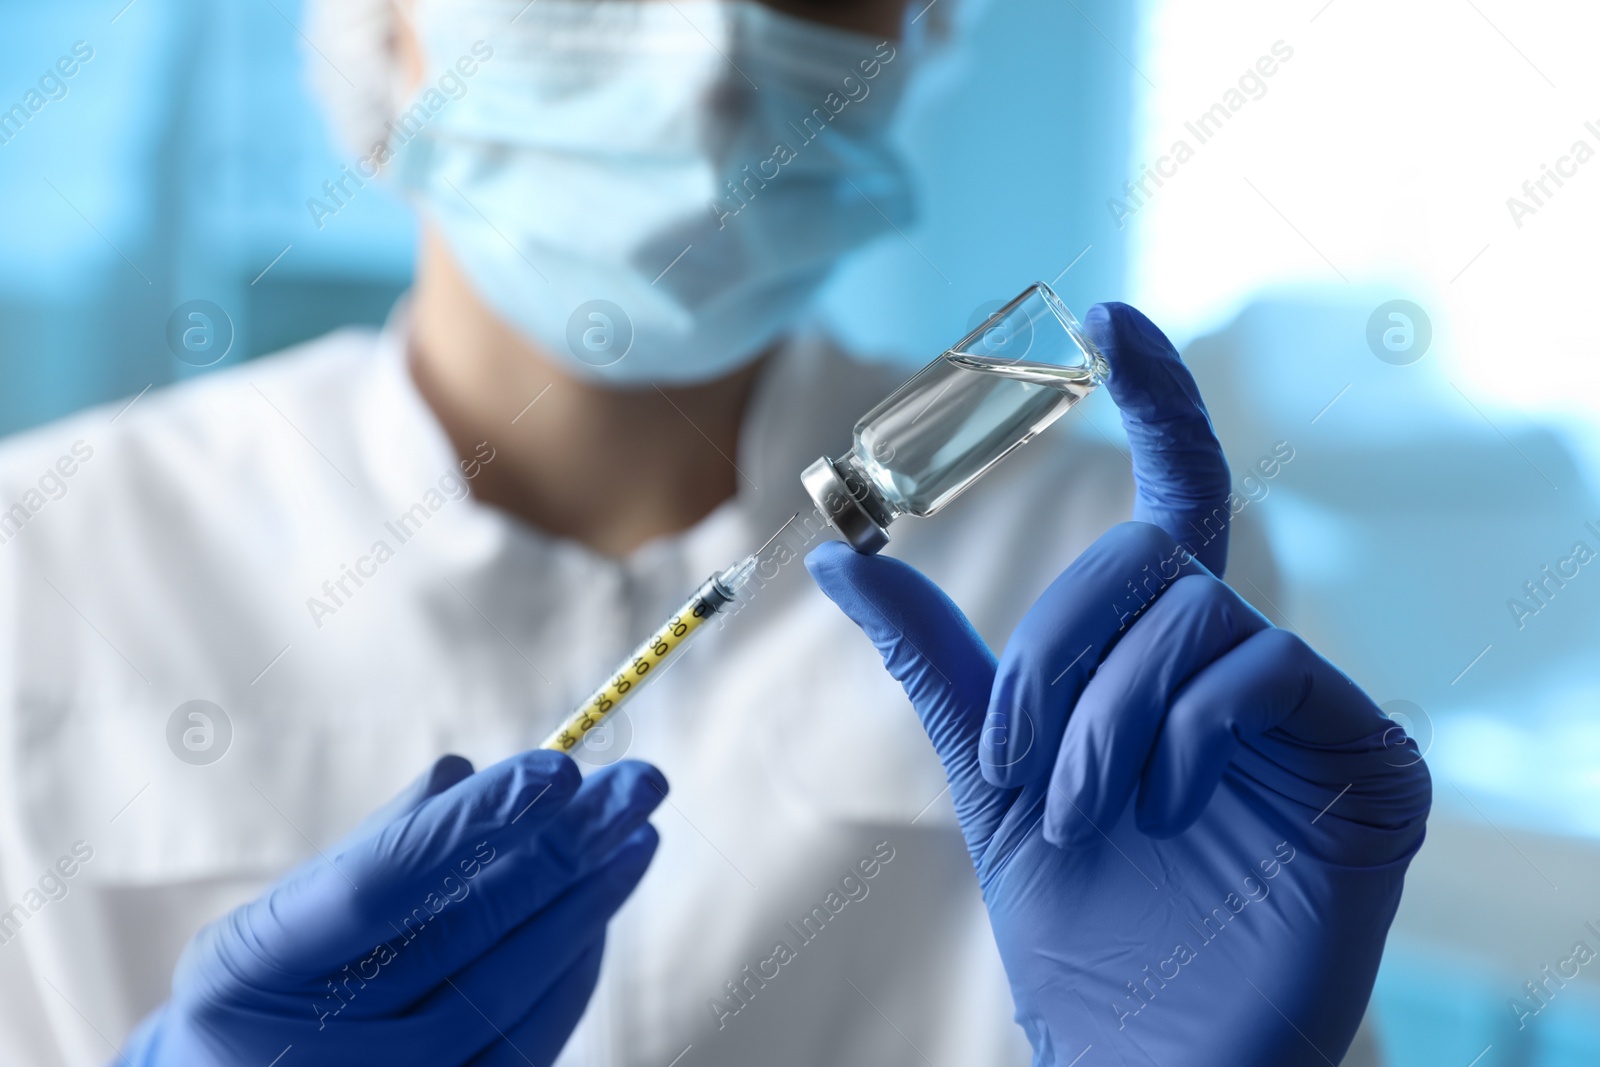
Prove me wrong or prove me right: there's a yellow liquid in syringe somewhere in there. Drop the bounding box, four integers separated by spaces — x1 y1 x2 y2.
538 514 798 755
539 583 721 754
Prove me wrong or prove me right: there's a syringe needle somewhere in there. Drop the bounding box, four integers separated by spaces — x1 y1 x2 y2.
752 512 800 558
537 512 804 756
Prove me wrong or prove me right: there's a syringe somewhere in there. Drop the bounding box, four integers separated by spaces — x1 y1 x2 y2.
538 514 800 755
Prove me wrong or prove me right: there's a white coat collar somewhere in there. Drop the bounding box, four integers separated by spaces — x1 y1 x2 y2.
351 300 899 585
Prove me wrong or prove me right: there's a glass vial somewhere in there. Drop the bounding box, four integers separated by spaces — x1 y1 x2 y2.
802 282 1107 554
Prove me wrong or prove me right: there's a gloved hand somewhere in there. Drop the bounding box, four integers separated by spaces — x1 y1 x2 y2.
120 751 666 1066
807 303 1431 1067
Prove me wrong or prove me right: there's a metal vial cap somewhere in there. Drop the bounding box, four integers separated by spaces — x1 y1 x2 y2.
801 456 891 555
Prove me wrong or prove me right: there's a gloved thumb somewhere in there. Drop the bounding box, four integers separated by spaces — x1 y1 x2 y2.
806 541 1009 861
1086 302 1232 577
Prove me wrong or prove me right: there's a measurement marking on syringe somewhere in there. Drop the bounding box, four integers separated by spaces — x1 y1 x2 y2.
538 516 797 754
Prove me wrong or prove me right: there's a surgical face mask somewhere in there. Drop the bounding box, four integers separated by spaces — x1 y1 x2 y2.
394 0 917 385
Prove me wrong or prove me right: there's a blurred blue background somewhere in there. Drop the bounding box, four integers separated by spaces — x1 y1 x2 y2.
4 1 1600 1064
0 0 414 433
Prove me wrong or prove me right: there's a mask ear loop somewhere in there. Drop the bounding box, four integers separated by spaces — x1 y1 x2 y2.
899 3 933 54
902 0 960 54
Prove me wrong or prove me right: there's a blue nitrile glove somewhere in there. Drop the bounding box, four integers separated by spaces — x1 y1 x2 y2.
806 303 1432 1067
1087 302 1234 578
119 751 666 1067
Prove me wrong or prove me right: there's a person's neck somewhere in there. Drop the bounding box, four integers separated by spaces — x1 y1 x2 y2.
407 231 766 558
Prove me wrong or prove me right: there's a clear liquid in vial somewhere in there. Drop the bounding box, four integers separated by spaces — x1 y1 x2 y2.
854 351 1100 517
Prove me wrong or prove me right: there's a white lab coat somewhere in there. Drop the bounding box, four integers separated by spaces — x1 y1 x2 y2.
0 313 1151 1067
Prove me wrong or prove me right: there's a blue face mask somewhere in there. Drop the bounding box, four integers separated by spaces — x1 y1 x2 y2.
394 0 917 385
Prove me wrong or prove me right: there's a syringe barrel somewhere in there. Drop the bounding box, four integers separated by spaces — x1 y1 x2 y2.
538 576 733 754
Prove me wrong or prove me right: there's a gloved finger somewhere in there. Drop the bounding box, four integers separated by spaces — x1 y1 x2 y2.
361 762 666 1005
303 935 612 1062
1043 572 1268 849
806 541 1010 862
349 749 590 907
218 750 582 986
983 522 1207 788
509 760 668 886
1085 302 1232 577
411 825 657 1049
465 939 605 1067
263 755 478 916
341 754 477 846
1141 628 1432 861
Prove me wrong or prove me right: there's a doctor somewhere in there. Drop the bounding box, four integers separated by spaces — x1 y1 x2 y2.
0 1 1429 1066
